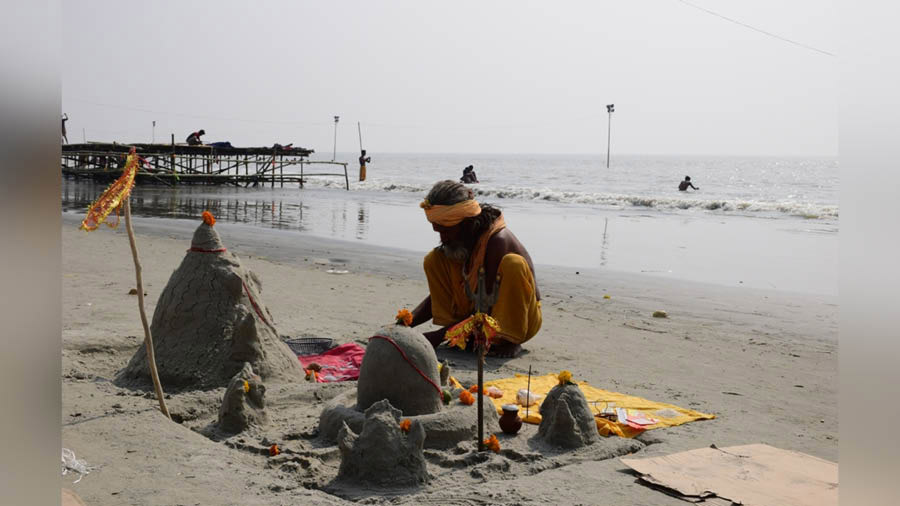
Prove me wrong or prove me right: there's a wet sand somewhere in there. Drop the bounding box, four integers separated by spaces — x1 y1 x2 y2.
60 213 837 505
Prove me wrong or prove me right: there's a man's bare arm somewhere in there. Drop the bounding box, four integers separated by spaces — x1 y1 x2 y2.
410 295 432 327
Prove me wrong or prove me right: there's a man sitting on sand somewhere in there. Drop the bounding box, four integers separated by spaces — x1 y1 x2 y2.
409 180 542 358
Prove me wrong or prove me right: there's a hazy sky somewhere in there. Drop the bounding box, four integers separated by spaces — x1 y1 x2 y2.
61 0 836 156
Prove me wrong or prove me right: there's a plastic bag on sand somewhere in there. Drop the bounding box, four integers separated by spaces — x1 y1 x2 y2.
62 448 92 483
517 389 543 407
485 386 504 399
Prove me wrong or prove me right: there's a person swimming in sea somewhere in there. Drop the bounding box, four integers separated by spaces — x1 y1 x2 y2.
678 176 699 191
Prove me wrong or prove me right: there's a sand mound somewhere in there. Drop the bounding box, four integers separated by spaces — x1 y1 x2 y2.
116 219 304 390
336 399 428 487
356 325 442 416
537 383 600 448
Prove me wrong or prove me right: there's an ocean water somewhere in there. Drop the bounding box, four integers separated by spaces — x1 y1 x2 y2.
61 153 838 295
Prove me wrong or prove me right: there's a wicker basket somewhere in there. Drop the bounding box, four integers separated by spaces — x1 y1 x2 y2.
284 337 335 356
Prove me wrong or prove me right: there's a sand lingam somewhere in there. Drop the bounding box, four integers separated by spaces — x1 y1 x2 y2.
536 381 599 448
319 324 499 450
116 216 304 391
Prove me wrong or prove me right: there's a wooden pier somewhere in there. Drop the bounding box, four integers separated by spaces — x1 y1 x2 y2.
61 142 351 190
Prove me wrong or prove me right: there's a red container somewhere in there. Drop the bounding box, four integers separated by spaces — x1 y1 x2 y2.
499 404 523 434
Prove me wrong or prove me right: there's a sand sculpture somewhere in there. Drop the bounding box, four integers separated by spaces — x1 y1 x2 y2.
217 362 268 433
537 383 600 448
116 217 304 390
320 325 500 449
357 325 443 415
336 399 428 487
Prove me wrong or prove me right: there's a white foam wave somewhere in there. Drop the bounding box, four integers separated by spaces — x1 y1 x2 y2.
301 179 838 219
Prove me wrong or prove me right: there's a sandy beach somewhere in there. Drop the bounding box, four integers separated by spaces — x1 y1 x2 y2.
60 213 837 505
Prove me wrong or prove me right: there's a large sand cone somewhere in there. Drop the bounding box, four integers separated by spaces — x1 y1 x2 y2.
116 218 303 390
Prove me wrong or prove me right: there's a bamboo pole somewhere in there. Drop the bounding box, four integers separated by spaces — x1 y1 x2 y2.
124 198 171 420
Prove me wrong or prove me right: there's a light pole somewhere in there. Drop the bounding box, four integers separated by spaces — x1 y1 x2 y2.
333 115 340 161
152 120 156 144
606 104 614 168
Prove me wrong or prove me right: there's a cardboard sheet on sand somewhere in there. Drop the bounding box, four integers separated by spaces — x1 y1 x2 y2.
483 374 714 437
620 443 838 506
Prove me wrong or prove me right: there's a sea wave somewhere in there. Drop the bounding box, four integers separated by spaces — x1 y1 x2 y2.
307 179 838 220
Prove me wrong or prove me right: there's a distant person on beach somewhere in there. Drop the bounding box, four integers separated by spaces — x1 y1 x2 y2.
409 180 542 358
186 129 206 145
61 113 68 144
358 149 370 182
678 176 699 191
460 165 479 184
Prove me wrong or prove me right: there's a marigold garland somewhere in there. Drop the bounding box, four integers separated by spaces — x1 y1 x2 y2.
269 444 280 456
444 312 501 351
80 150 143 231
396 308 413 327
459 389 475 405
468 385 479 393
399 419 411 432
483 434 501 453
558 370 574 385
202 211 216 226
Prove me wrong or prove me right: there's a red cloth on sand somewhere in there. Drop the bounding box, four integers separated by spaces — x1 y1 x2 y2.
297 343 365 383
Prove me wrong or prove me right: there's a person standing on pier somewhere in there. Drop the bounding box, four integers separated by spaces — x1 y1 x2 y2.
61 113 69 144
358 149 370 182
186 129 206 146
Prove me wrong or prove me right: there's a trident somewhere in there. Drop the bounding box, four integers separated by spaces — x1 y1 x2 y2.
465 267 499 451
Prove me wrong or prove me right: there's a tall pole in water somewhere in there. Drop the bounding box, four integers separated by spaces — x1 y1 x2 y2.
152 120 156 144
606 104 614 168
333 115 340 161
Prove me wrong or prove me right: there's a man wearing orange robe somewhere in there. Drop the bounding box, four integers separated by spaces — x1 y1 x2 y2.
410 180 542 357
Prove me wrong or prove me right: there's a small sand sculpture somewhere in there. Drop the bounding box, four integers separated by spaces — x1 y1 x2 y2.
356 324 443 416
336 399 428 487
217 362 267 433
117 216 303 390
319 324 500 449
537 383 600 448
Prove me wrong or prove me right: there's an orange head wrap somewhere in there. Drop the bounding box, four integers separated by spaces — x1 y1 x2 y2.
420 199 482 227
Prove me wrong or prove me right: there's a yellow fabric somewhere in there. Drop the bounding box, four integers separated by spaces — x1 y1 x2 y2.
421 199 482 227
359 164 366 182
482 374 715 438
424 250 542 345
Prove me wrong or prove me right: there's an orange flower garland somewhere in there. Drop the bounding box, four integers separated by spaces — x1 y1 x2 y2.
468 385 479 393
202 210 216 226
444 312 501 350
459 389 475 405
399 419 411 432
80 149 142 231
483 434 501 453
396 308 413 326
269 444 280 456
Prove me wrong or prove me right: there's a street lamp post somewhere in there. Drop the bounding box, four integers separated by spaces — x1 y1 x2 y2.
333 116 340 161
606 104 614 168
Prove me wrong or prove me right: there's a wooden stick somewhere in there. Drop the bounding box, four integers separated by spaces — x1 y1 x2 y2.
526 364 532 422
124 198 171 420
477 330 485 452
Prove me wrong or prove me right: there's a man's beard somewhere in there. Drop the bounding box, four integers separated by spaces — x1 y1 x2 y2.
440 240 469 262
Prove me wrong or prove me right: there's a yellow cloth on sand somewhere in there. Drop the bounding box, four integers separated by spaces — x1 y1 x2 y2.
483 374 715 438
424 249 542 345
